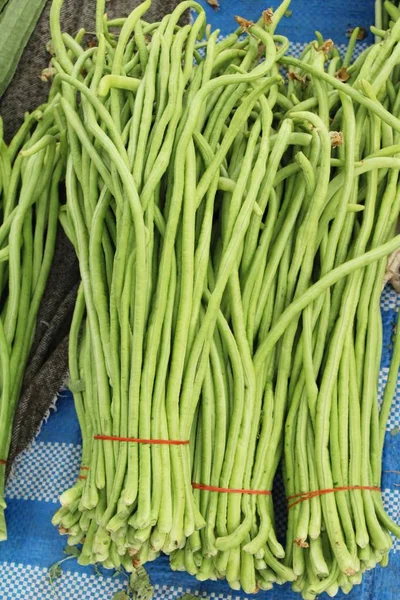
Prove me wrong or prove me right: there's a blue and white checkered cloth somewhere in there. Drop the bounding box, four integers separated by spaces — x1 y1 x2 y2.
1 1 399 598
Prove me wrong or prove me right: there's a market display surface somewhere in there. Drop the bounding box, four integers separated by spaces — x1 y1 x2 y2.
0 0 400 599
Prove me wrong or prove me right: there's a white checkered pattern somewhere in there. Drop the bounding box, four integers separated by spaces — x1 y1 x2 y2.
157 588 236 600
0 563 241 600
378 368 387 406
378 368 400 433
381 285 400 312
0 563 126 600
5 442 82 504
382 488 400 552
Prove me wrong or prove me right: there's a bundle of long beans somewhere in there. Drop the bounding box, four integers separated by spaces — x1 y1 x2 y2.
0 108 63 540
279 26 400 600
171 22 400 596
51 0 297 578
13 0 398 595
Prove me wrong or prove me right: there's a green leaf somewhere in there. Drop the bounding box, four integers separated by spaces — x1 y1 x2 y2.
0 0 48 96
48 563 63 582
112 566 127 579
130 567 154 600
47 553 77 592
63 545 81 558
112 592 130 600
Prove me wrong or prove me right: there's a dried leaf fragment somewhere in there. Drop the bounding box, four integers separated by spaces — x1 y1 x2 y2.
207 0 220 10
383 249 400 291
330 131 343 148
58 527 69 535
316 39 334 55
234 16 254 31
257 42 266 57
45 40 54 55
40 67 56 82
288 71 307 84
263 8 274 25
294 538 309 548
346 27 367 40
335 67 350 82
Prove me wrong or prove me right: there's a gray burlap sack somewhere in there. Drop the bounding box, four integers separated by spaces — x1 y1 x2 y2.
2 0 186 476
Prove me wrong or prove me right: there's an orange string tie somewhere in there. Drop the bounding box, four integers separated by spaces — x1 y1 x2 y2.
0 459 6 466
192 482 272 495
94 435 189 445
287 485 381 509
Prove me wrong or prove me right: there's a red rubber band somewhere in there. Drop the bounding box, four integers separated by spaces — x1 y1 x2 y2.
287 485 381 509
0 460 6 466
94 435 189 445
192 482 272 495
78 465 89 479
